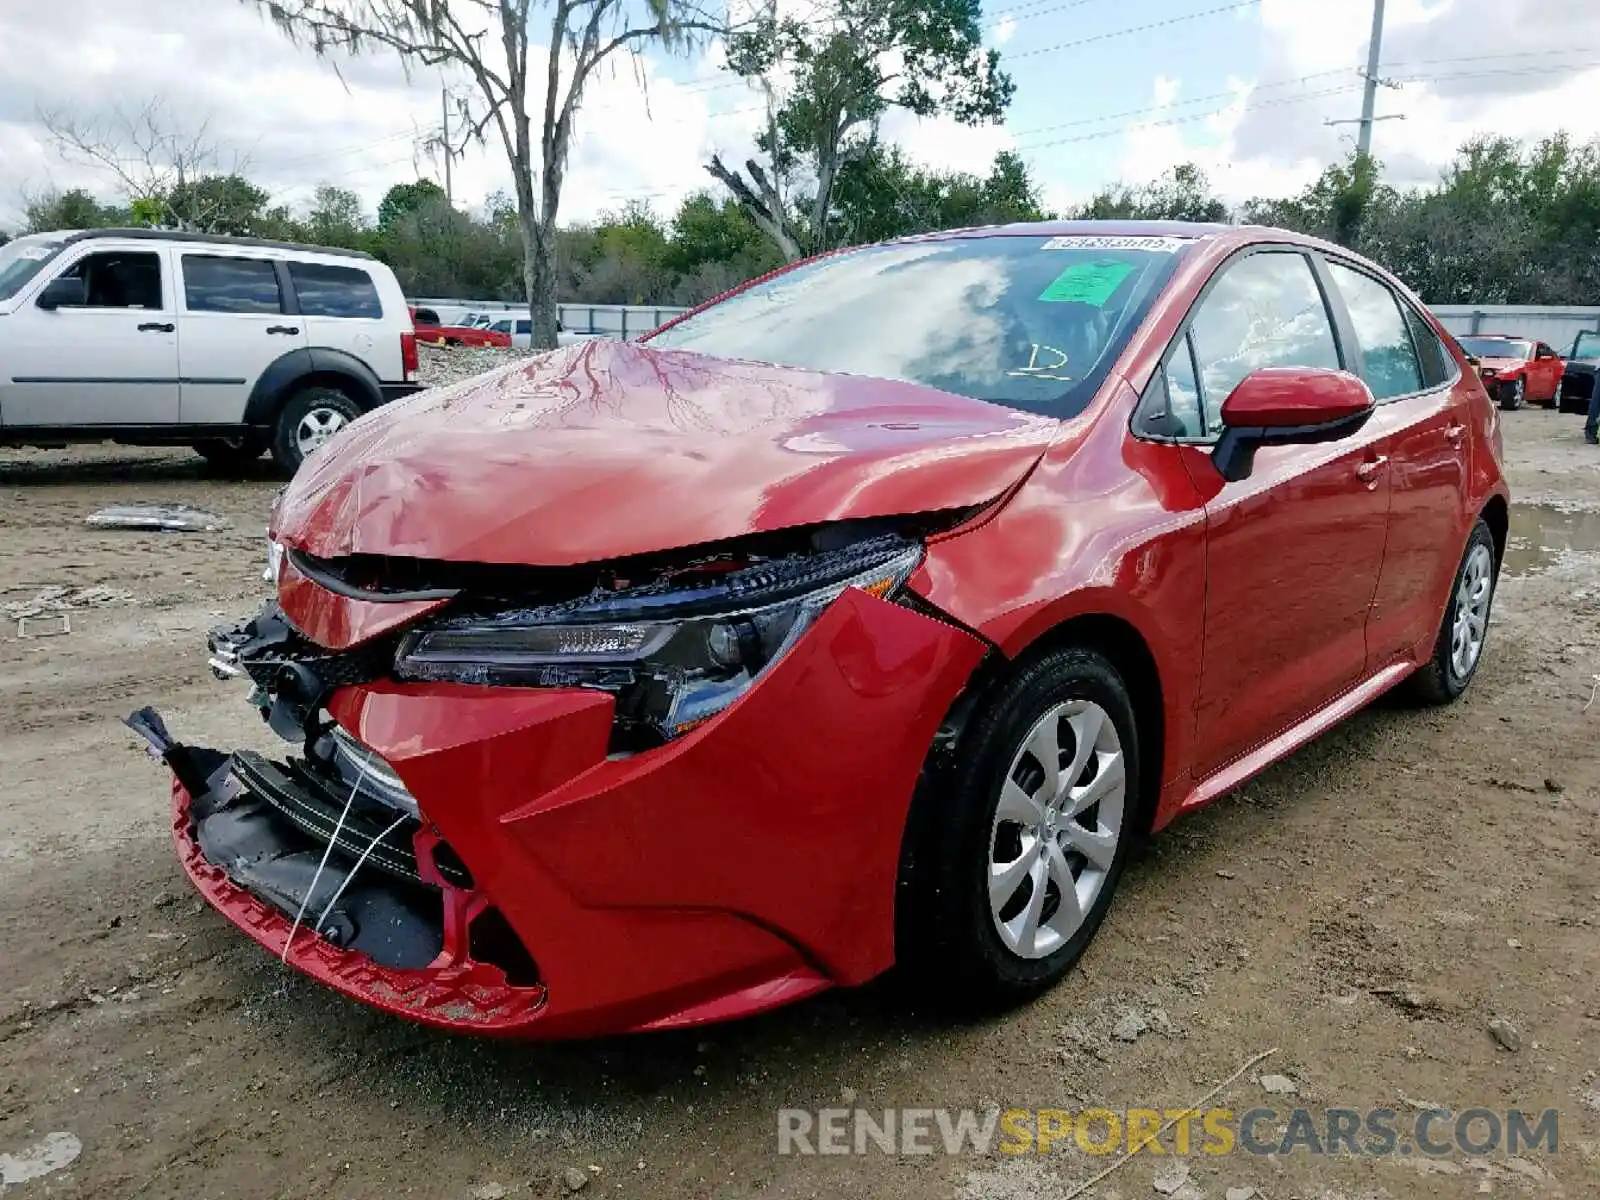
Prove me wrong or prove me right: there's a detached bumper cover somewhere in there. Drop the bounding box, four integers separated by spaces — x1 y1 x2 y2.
160 588 986 1038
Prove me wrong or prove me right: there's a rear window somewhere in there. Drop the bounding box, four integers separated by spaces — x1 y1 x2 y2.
647 233 1191 418
183 255 283 315
291 262 382 319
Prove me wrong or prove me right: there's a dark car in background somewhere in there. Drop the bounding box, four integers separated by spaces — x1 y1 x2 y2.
1558 330 1600 415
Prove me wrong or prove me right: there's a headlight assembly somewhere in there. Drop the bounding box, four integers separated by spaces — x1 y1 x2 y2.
394 536 923 742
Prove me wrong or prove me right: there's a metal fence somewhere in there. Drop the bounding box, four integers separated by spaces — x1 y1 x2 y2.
411 298 689 339
1432 306 1600 353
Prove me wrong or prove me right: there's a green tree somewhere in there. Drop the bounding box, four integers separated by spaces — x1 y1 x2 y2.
1075 163 1228 223
23 187 127 232
304 184 370 248
166 173 274 234
377 179 447 233
709 0 1014 260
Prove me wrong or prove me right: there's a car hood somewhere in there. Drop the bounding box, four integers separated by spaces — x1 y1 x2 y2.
1475 356 1527 372
275 339 1061 566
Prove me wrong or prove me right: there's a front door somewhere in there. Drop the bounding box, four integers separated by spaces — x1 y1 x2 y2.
1 245 180 427
175 252 307 425
1177 249 1393 778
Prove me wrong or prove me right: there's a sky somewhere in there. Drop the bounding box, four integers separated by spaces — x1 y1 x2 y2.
2 0 1599 231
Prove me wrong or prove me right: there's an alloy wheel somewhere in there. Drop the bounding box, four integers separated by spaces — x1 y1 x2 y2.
988 700 1126 960
295 407 350 456
1450 542 1494 679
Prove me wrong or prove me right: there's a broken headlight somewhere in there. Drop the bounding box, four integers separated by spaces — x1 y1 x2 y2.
393 536 923 740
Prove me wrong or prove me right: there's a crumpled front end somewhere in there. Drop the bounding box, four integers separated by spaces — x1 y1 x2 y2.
140 529 986 1038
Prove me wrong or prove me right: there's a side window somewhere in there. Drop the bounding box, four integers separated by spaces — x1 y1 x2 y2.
57 251 164 310
182 255 284 315
1189 251 1340 431
516 321 531 335
291 263 382 319
1327 261 1423 400
1401 304 1454 388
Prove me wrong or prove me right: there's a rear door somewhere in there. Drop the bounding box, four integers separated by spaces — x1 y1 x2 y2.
2 243 180 427
1173 248 1394 778
286 259 395 378
176 252 307 424
1322 259 1472 669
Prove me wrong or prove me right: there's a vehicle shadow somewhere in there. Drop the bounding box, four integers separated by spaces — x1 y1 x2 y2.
0 449 281 487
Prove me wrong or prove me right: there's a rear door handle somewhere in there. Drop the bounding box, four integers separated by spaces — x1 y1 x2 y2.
266 325 300 336
137 321 175 333
1356 456 1388 485
1445 422 1467 442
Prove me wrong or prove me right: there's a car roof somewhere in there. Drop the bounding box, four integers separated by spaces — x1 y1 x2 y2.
40 227 377 261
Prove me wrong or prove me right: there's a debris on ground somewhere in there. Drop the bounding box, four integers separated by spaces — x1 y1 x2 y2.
1151 1159 1190 1195
1112 1009 1150 1042
85 503 227 532
560 1166 590 1192
0 1131 82 1186
416 343 532 388
1488 1015 1522 1052
1257 1073 1298 1095
2 585 136 621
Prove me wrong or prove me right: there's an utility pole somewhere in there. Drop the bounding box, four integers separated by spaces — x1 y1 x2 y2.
1356 0 1386 160
440 86 453 205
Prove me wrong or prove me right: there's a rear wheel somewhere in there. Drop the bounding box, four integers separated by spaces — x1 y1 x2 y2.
270 387 362 475
1401 519 1497 705
897 647 1139 1006
193 435 266 471
1500 377 1525 410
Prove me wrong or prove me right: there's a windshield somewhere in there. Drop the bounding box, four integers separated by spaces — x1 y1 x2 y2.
646 234 1191 417
0 234 70 302
1571 331 1600 361
1458 336 1531 360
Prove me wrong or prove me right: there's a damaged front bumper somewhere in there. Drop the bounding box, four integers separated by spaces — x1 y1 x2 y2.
136 586 986 1038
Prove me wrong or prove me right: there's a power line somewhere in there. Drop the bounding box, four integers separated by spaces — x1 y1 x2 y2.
1008 0 1260 61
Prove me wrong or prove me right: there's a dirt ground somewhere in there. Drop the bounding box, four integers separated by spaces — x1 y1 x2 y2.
1 407 1597 1200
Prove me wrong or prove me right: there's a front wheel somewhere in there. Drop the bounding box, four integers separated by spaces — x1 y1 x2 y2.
270 387 362 476
897 647 1140 1007
1401 519 1498 705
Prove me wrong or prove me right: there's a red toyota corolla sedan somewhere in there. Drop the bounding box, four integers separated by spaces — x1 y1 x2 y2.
130 222 1508 1039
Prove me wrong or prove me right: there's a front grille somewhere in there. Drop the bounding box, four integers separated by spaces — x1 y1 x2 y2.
231 750 472 888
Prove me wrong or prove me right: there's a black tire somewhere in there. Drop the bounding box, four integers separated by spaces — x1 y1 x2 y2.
1400 518 1498 705
1499 378 1525 411
897 647 1141 1008
193 435 266 471
270 387 362 476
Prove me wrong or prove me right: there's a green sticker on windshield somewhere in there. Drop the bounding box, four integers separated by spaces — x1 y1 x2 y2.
1037 259 1137 306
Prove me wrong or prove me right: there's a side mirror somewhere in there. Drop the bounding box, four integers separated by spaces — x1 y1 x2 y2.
36 275 87 310
1212 366 1375 483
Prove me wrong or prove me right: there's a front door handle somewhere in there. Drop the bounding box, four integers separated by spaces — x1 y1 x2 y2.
137 321 175 333
1445 422 1466 443
266 325 300 336
1356 456 1389 486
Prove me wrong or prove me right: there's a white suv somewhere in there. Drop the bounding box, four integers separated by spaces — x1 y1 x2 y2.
0 229 421 474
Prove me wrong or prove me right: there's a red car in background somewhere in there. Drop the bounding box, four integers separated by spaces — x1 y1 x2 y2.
1456 334 1564 409
136 222 1508 1039
409 306 512 349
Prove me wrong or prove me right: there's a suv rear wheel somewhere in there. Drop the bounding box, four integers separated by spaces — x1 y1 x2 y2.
271 387 362 475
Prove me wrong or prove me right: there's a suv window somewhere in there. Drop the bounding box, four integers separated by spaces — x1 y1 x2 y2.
1188 251 1340 431
291 262 382 319
1327 261 1422 400
182 255 284 315
57 251 164 310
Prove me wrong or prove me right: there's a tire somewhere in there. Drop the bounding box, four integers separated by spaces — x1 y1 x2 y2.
270 387 362 476
897 647 1141 1007
1401 518 1498 705
1500 378 1525 411
193 435 266 471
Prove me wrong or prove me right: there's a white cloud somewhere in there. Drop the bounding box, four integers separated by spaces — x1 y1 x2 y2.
991 16 1019 47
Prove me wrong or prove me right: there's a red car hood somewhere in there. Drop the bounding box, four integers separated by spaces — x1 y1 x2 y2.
275 339 1060 566
1475 356 1526 372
